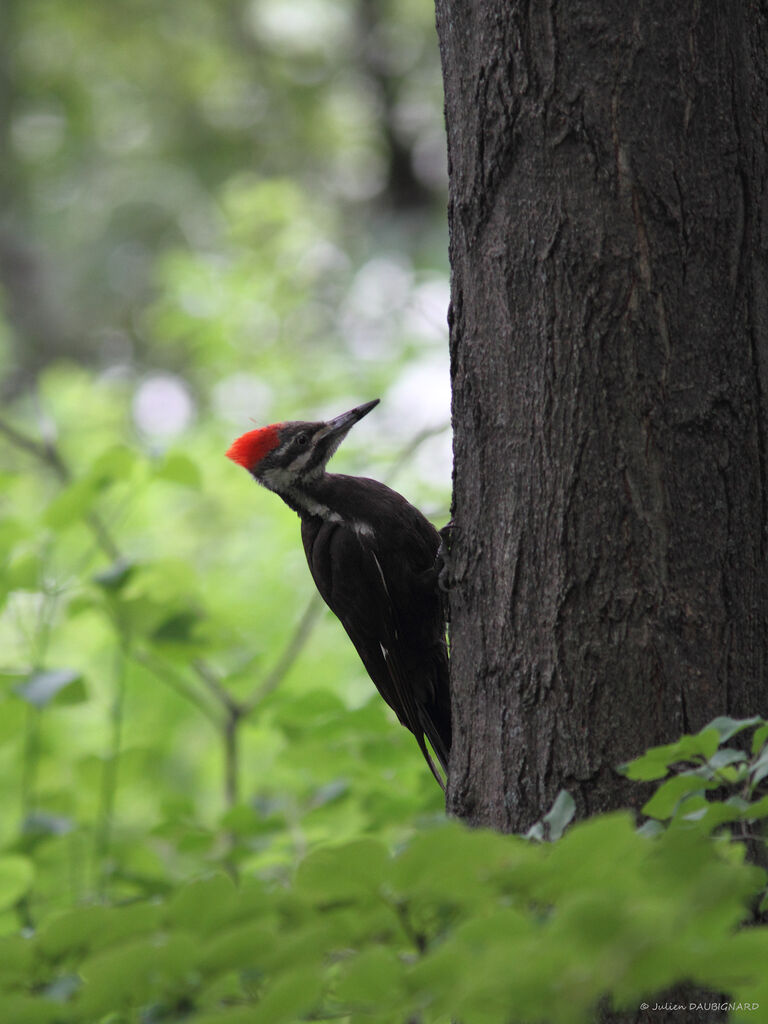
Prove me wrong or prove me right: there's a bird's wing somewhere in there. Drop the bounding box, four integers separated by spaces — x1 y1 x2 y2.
301 518 446 787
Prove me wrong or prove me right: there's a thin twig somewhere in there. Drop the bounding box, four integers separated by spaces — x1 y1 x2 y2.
223 714 239 809
93 645 126 897
192 660 243 812
193 659 242 715
0 414 122 562
85 514 122 561
0 415 53 464
0 413 69 481
385 421 450 483
242 596 324 715
130 649 222 726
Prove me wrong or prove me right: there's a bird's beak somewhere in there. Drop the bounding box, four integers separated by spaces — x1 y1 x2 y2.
321 399 379 440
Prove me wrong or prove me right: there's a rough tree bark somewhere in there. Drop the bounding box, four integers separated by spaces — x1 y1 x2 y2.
436 0 768 840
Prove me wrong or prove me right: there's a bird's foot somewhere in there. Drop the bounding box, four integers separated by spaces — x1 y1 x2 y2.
436 519 458 594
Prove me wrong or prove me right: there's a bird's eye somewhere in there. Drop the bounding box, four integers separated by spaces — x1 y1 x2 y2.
297 433 308 446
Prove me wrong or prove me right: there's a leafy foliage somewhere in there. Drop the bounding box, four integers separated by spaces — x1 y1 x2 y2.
0 372 448 899
3 469 768 1024
1 0 453 925
2 1 768 1020
1 0 447 381
2 376 766 1023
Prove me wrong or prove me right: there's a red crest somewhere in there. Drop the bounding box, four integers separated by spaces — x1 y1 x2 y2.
226 425 281 469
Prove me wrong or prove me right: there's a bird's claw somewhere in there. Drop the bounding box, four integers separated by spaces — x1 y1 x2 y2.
436 519 458 594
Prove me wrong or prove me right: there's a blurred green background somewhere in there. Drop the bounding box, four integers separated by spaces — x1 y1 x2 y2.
5 7 768 1021
0 0 451 927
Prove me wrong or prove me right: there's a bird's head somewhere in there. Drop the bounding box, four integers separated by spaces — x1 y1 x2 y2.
226 399 379 493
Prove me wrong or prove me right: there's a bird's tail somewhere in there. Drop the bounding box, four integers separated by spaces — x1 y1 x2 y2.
417 735 447 791
419 690 451 791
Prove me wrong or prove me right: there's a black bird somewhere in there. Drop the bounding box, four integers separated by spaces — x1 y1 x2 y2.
226 399 451 786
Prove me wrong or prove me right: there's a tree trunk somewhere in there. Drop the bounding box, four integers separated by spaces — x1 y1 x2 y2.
436 0 768 837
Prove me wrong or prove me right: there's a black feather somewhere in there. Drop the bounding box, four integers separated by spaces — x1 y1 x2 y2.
301 476 451 786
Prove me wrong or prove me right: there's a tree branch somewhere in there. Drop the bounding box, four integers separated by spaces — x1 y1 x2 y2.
0 413 122 561
0 415 57 468
130 649 222 726
385 421 449 482
192 659 242 715
242 596 324 715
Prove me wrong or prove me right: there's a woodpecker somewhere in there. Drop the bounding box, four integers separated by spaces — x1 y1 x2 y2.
226 399 451 787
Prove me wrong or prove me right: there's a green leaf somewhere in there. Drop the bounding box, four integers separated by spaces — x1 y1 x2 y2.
0 909 21 936
642 774 716 820
167 873 239 935
219 803 284 837
36 907 110 960
122 558 198 604
0 855 34 910
0 517 27 559
78 931 197 1018
154 451 201 487
198 921 276 976
41 974 81 1002
636 819 665 837
0 934 34 985
92 558 135 590
3 548 42 592
752 723 768 755
0 993 69 1024
296 838 389 901
742 794 768 821
98 902 165 950
43 478 98 529
708 747 748 771
543 789 575 841
526 790 575 842
89 443 137 483
0 698 26 746
336 946 404 1010
620 729 720 781
192 1009 267 1024
250 966 322 1023
43 446 137 532
750 747 768 789
705 715 763 742
22 811 74 838
677 798 750 831
14 669 86 709
392 822 525 905
151 609 204 646
37 902 163 960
